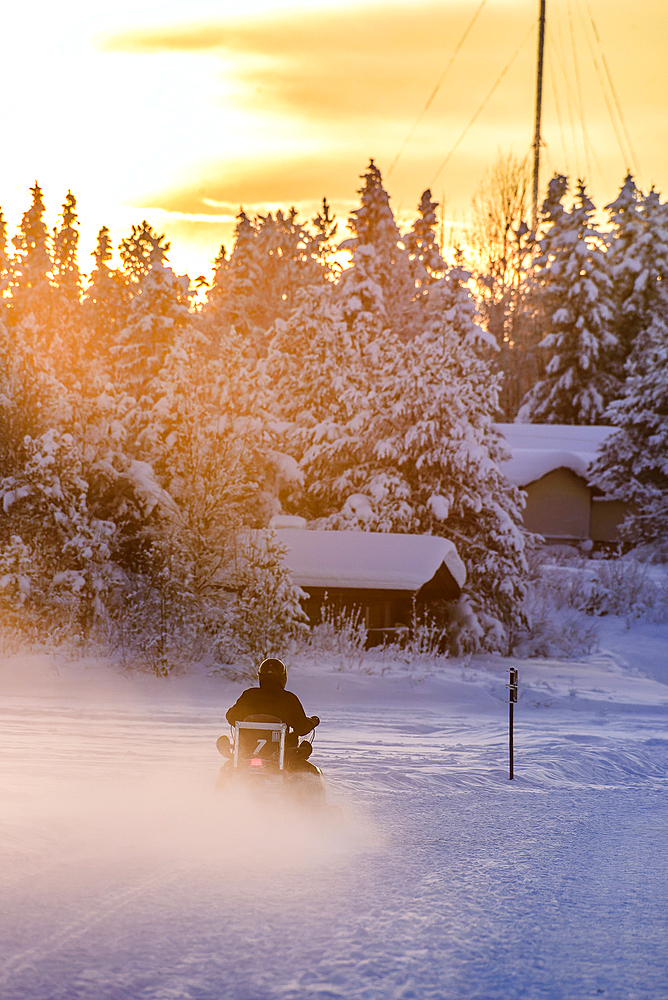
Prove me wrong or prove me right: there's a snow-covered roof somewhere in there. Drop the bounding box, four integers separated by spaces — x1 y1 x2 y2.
495 423 619 486
273 528 466 593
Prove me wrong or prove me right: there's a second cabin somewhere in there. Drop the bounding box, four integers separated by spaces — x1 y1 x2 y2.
496 423 630 545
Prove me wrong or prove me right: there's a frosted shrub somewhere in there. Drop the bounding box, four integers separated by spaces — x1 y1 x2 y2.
106 572 214 676
584 558 668 622
509 587 599 658
307 603 368 672
511 550 668 658
227 531 308 676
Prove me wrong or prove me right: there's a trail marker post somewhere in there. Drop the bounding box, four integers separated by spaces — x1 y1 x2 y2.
508 667 518 780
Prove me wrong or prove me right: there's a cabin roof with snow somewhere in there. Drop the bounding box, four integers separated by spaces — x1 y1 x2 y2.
272 528 466 596
495 423 618 486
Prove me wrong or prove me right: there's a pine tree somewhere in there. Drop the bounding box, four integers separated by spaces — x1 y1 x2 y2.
344 160 416 339
0 314 68 477
52 191 81 301
203 208 330 356
83 226 128 364
0 427 117 635
120 220 171 287
266 283 374 520
113 230 191 396
230 530 307 672
592 311 668 545
324 270 528 648
592 188 668 544
404 189 446 301
519 176 618 424
138 325 272 595
10 182 53 331
311 197 339 272
0 208 12 300
605 176 668 372
51 191 84 373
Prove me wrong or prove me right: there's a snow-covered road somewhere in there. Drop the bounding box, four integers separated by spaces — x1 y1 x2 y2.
1 630 667 1000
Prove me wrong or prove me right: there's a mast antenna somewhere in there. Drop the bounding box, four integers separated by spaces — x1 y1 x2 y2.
532 0 547 232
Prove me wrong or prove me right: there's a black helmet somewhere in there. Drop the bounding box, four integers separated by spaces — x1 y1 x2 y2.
258 658 287 689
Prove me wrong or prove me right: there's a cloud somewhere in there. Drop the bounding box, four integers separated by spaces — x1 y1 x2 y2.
139 153 370 218
100 2 531 124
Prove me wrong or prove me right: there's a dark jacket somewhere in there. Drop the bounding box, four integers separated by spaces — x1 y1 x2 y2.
226 686 315 737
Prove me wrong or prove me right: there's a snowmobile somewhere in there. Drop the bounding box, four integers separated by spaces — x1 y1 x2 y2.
215 714 327 806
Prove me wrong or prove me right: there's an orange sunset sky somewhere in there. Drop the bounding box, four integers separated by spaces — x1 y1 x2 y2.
2 0 667 280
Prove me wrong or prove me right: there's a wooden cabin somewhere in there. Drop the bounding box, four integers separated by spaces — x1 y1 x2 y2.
268 521 466 643
495 423 630 543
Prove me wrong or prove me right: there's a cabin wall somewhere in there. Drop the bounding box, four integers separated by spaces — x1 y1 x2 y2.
523 468 591 539
520 469 630 542
302 587 414 630
590 497 629 543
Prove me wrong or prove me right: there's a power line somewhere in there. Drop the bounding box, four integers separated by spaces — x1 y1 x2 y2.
551 16 585 179
567 0 592 183
429 23 535 189
547 38 572 178
584 0 641 180
387 0 487 178
576 1 629 175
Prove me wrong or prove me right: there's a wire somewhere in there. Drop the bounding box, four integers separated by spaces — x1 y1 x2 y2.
575 2 629 176
547 37 571 179
387 0 487 178
551 15 584 180
429 22 535 189
584 0 641 179
567 0 592 183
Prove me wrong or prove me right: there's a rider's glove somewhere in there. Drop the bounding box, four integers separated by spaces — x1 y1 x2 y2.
309 715 320 728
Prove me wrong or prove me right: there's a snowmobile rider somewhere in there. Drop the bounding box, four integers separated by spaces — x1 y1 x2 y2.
226 658 320 752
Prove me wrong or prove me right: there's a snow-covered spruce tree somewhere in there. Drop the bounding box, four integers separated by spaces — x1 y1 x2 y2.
403 189 447 302
66 367 157 582
0 208 12 298
112 226 191 397
291 240 414 524
114 323 300 671
519 176 618 424
83 227 130 367
268 223 527 648
139 325 270 593
325 265 528 650
203 207 331 356
51 191 81 307
593 193 668 542
343 160 416 339
265 277 387 521
0 313 69 477
605 176 668 374
50 191 85 375
310 197 339 272
0 428 117 637
9 182 54 336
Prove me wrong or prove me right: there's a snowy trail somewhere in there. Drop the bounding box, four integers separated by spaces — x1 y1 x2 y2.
1 647 668 1000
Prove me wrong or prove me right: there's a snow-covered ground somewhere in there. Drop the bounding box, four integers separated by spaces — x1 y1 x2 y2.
1 616 668 1000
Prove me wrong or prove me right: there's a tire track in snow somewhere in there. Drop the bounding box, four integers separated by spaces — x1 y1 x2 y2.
0 861 196 987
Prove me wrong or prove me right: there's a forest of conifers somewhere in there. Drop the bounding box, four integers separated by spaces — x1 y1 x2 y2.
0 160 666 671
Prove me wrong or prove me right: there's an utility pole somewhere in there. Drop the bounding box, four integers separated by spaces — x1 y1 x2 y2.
531 0 547 233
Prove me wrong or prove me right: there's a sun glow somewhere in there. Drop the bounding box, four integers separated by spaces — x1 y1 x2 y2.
2 0 667 279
